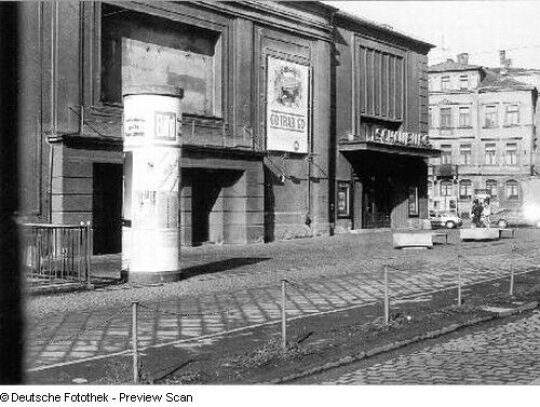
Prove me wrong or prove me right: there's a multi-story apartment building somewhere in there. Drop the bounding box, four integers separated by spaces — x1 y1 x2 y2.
427 53 538 217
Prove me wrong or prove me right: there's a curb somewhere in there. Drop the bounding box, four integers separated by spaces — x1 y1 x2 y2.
482 301 538 317
267 301 538 384
28 283 94 297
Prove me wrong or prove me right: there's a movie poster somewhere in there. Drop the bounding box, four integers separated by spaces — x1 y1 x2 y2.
266 56 310 153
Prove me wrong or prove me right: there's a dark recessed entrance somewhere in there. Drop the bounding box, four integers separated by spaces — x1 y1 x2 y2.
93 163 123 254
186 168 244 246
348 151 424 230
361 174 393 228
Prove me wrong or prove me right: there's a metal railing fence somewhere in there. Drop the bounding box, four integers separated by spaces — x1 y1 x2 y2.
20 222 92 286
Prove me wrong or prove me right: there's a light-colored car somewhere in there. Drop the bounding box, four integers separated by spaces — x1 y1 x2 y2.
429 212 463 229
490 207 540 228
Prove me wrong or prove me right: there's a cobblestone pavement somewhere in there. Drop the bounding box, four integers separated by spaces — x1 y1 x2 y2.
26 230 540 371
316 311 540 385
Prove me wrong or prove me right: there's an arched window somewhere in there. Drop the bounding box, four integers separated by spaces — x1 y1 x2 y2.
505 180 519 200
440 180 453 197
459 179 472 199
486 179 498 198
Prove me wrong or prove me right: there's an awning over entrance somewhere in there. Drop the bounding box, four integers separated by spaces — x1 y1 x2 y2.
339 140 440 158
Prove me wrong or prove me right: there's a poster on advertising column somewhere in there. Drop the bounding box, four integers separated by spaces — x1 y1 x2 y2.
266 56 310 153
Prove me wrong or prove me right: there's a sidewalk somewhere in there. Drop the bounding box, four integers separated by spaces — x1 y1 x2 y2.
27 268 540 384
24 229 540 380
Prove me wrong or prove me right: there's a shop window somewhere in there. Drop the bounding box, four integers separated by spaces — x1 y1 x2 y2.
440 180 453 197
441 76 451 91
459 144 472 165
484 105 498 128
458 106 471 127
505 104 520 126
336 182 351 218
440 144 452 164
440 108 452 128
486 179 498 198
506 180 519 200
459 180 472 199
505 143 518 165
484 143 497 165
101 4 222 117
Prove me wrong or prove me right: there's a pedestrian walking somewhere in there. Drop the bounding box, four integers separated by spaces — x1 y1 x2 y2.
470 199 483 228
482 198 491 228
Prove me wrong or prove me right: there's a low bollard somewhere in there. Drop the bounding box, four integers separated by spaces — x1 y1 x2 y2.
87 221 93 277
281 280 287 353
384 265 389 324
281 280 287 352
86 222 92 289
509 243 515 296
457 255 462 307
132 301 139 384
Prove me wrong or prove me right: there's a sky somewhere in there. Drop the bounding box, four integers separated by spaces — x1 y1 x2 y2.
324 1 540 69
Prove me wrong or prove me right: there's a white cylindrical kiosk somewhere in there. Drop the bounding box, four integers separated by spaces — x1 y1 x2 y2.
122 85 183 283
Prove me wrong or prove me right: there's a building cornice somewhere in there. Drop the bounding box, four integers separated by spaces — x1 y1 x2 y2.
195 1 336 42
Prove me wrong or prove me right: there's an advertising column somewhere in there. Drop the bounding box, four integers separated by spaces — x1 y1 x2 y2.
122 85 183 283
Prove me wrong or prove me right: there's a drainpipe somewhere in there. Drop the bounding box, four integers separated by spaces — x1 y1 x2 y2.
306 65 314 228
47 2 58 223
78 1 84 134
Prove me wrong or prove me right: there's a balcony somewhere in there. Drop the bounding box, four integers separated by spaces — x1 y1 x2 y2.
179 118 263 152
64 106 264 153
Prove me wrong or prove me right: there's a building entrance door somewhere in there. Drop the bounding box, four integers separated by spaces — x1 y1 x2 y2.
362 175 392 228
93 163 123 254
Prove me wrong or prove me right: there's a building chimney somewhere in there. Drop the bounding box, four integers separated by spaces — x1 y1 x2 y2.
499 49 512 75
457 53 469 65
446 58 454 63
499 50 506 66
499 49 512 68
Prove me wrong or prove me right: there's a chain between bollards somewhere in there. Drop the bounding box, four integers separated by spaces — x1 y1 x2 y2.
281 280 287 353
384 265 389 324
457 255 462 307
132 301 139 384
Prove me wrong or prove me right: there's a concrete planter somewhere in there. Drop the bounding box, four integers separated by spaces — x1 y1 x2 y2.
393 232 433 249
460 228 500 241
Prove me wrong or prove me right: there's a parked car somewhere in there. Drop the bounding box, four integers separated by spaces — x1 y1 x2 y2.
490 207 540 228
429 212 462 229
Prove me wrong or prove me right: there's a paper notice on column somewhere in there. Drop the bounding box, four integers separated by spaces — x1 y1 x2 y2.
132 148 180 229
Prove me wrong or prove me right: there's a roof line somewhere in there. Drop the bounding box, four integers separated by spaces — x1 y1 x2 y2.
333 8 434 49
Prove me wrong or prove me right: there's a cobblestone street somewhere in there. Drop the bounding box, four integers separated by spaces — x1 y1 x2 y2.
25 229 540 372
309 311 540 385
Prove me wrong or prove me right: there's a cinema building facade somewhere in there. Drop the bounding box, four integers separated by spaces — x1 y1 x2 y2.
16 1 437 257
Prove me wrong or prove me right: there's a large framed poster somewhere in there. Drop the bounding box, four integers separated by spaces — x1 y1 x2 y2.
337 182 351 218
266 56 310 153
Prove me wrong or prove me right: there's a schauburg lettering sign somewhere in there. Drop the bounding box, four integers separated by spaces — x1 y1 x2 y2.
366 128 431 149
